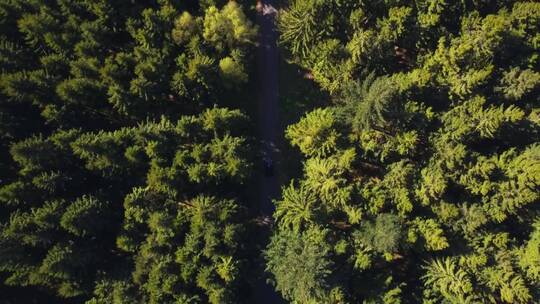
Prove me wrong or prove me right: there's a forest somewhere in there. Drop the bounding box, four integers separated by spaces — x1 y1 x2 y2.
0 0 538 303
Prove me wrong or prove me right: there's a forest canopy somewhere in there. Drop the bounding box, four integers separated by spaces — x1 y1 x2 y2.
0 0 257 303
267 0 540 303
0 0 539 303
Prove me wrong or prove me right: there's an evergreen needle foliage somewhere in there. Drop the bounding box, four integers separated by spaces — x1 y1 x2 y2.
267 0 540 303
0 1 256 302
0 0 539 303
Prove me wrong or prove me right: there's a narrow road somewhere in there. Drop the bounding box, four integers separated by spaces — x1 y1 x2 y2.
253 0 284 303
257 0 279 215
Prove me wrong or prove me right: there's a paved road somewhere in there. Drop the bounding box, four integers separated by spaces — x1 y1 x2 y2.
253 1 284 303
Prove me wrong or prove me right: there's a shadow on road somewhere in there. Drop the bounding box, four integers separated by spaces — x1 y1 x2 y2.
252 0 286 303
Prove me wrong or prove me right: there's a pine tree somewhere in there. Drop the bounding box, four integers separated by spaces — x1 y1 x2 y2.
0 1 256 301
285 108 341 157
269 2 540 302
274 181 319 232
265 228 335 303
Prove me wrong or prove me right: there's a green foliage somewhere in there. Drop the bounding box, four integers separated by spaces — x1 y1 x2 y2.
302 152 354 208
422 258 474 303
172 12 198 45
279 0 332 58
1 0 540 303
340 73 399 133
519 219 540 281
496 67 540 101
0 1 255 302
286 108 340 157
355 213 403 254
275 182 319 232
377 6 413 43
270 1 540 303
219 55 248 85
86 279 140 304
441 95 525 140
265 228 335 304
202 2 257 53
415 218 449 251
60 195 110 237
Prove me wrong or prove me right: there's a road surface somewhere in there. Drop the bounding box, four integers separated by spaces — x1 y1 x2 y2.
257 1 279 215
253 0 284 303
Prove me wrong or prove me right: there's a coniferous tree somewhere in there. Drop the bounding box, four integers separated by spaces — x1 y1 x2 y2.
0 1 257 302
268 1 540 302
